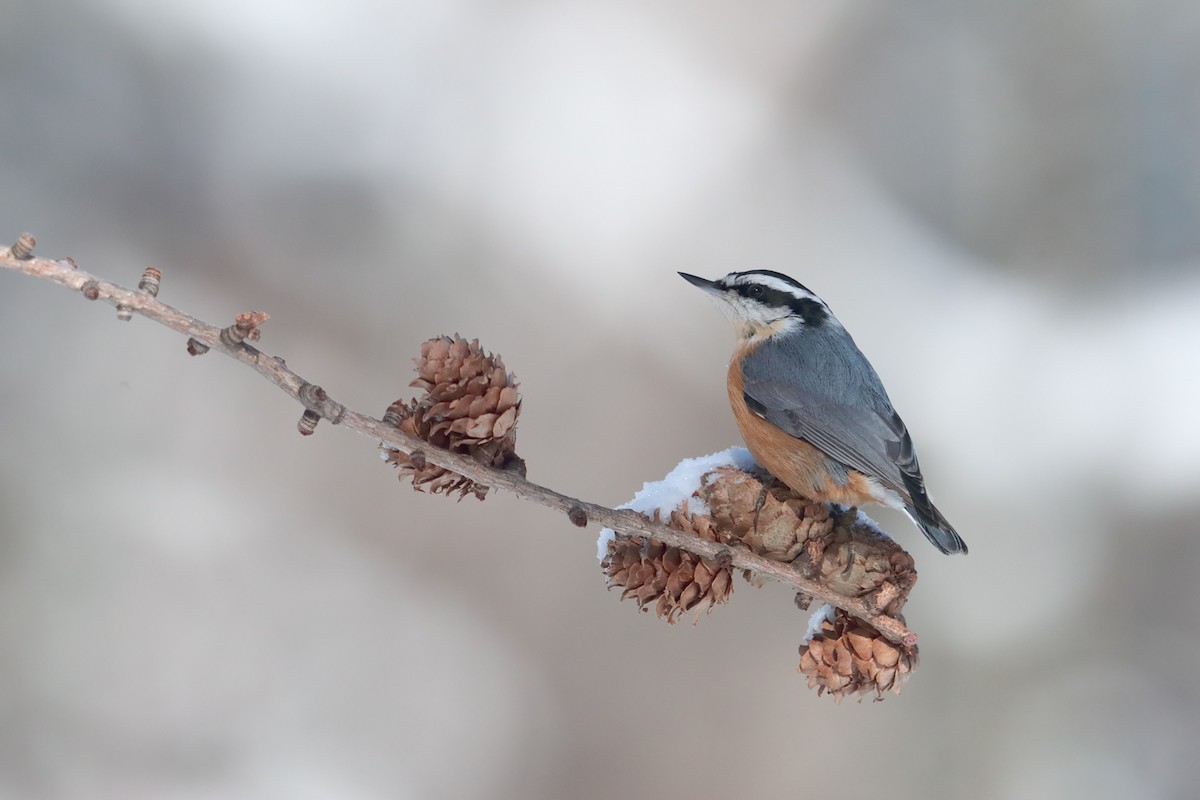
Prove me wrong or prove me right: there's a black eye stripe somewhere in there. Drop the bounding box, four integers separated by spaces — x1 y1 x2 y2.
732 283 828 327
733 283 789 306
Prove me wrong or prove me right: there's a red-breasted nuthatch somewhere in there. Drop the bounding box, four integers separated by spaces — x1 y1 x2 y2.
680 270 967 555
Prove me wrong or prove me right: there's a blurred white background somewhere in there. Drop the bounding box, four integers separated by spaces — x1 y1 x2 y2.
3 1 1199 798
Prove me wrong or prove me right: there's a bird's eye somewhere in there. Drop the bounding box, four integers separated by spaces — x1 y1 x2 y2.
747 285 764 298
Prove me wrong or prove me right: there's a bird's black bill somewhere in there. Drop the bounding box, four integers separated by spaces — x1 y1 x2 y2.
678 272 719 293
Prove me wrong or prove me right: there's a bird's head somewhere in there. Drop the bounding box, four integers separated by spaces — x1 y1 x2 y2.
679 270 832 342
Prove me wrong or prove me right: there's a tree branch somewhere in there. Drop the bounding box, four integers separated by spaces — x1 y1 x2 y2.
0 234 916 647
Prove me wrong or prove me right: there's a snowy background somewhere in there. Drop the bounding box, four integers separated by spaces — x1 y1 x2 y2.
3 2 1200 798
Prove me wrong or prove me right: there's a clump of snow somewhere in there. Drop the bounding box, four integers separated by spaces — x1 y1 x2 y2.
804 603 835 641
616 446 758 520
595 527 618 563
596 446 757 562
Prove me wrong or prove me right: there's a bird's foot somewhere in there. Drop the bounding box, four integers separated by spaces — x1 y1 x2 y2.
752 473 781 532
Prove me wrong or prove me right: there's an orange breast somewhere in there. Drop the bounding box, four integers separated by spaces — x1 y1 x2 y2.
727 349 883 507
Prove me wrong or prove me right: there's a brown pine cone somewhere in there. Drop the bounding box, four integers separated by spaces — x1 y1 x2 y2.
699 467 915 615
601 503 735 624
382 335 521 499
798 609 917 701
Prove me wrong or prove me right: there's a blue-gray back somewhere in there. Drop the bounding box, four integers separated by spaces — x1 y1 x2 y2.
741 323 923 504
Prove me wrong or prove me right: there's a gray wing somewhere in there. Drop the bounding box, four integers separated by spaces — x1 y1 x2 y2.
742 380 921 502
741 332 927 507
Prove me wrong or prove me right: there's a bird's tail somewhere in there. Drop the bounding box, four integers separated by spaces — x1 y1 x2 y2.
904 502 968 555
